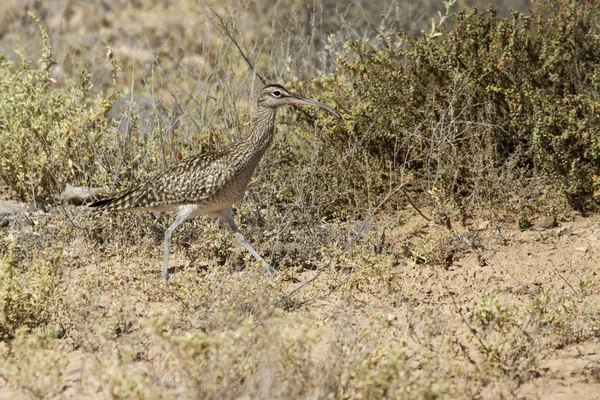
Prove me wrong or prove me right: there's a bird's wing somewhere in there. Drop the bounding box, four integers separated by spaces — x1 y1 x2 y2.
90 150 235 211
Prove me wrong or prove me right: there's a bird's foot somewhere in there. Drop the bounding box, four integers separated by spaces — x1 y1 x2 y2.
160 263 170 283
160 271 170 283
262 260 278 277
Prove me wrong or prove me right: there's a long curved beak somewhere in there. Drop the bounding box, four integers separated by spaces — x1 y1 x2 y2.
289 95 342 119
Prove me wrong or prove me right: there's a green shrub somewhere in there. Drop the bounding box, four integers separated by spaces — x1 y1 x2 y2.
296 0 600 212
0 243 62 340
3 1 599 215
0 13 165 202
0 327 66 398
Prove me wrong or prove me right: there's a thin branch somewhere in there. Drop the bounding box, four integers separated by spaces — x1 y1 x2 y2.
449 291 487 350
207 6 268 85
556 270 579 296
403 187 431 222
277 183 406 306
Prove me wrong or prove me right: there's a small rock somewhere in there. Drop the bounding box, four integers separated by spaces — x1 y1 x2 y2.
0 218 8 228
0 200 25 217
532 216 557 229
59 184 105 205
575 247 589 253
556 226 569 236
28 202 53 212
477 220 491 230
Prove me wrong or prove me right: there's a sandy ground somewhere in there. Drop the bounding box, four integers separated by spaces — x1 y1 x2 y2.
1 199 599 399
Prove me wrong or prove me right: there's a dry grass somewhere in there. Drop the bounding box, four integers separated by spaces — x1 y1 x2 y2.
2 0 600 399
1 207 600 399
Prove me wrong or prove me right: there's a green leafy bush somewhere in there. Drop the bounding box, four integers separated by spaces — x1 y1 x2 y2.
298 0 600 211
0 244 62 340
0 13 165 202
3 1 600 215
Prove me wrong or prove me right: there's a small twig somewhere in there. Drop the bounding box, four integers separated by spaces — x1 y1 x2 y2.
207 7 268 85
449 291 488 351
402 187 431 222
556 270 579 296
277 184 405 305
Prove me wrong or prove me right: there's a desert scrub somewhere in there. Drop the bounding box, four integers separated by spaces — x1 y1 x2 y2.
291 0 600 215
142 306 447 399
0 243 63 340
465 288 596 390
0 327 67 398
0 14 111 202
463 293 540 392
0 13 165 203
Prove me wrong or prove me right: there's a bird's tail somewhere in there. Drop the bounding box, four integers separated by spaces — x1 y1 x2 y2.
89 187 143 212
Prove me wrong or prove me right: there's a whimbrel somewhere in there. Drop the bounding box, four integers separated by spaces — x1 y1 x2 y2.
90 84 341 280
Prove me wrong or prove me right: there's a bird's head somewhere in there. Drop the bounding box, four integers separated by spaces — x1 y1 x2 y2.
257 84 342 119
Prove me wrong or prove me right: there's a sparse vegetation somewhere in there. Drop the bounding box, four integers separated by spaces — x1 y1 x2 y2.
0 243 63 341
297 0 600 217
1 0 599 398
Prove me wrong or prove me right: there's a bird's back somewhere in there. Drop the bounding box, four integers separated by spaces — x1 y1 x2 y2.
90 86 306 214
90 147 247 213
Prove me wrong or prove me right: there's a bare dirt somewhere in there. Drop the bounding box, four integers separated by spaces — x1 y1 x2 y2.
1 203 599 399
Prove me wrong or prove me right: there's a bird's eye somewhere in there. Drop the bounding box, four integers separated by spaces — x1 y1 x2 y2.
272 90 281 97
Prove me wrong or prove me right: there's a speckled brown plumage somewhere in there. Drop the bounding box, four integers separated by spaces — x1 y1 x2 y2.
92 104 276 213
90 84 341 281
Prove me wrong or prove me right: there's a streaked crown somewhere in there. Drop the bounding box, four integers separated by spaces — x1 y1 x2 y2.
256 84 293 108
256 84 342 119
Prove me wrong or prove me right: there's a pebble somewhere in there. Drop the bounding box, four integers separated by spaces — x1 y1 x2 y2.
555 226 569 236
532 216 557 229
0 218 8 228
477 220 491 230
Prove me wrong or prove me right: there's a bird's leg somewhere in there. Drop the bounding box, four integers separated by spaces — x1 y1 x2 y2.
211 208 276 276
162 206 194 281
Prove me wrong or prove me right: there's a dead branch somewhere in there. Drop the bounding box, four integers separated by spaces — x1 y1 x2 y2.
277 183 406 306
207 7 268 85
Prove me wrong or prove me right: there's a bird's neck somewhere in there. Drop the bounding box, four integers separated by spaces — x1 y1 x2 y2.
245 105 277 153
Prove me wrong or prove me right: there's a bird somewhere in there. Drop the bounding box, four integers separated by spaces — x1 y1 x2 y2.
90 84 342 281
